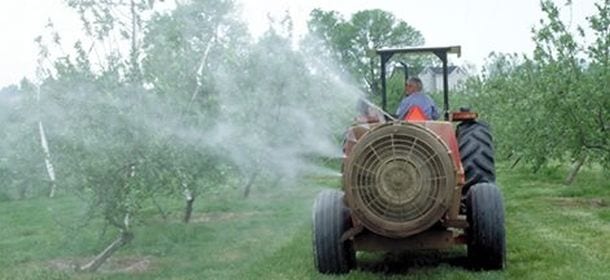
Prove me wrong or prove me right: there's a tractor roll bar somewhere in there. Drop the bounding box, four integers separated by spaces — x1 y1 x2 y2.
376 46 461 121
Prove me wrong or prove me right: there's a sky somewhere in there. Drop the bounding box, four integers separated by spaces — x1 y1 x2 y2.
0 0 598 87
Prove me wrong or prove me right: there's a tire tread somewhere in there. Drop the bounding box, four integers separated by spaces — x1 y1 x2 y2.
313 189 355 274
466 182 506 270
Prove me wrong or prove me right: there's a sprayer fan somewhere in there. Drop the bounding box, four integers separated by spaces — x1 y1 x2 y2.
344 122 456 238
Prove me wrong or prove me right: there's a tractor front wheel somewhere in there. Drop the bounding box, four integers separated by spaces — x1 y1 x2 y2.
312 189 356 274
466 182 506 270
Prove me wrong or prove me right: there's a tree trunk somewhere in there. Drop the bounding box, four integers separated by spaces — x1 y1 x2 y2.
152 196 168 221
564 154 588 185
183 187 195 223
18 183 28 200
243 170 259 198
77 230 134 272
510 156 522 169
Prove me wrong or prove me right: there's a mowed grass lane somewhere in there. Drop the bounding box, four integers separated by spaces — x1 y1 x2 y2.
0 165 609 279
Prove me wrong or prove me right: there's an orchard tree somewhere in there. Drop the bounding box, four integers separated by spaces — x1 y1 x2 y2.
141 0 248 221
24 0 171 271
529 0 609 180
38 55 151 272
213 16 313 197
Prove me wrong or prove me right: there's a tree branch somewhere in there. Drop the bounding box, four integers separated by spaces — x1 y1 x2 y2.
187 24 219 112
583 143 610 153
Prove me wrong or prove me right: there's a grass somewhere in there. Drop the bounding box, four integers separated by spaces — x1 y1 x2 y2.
0 164 609 279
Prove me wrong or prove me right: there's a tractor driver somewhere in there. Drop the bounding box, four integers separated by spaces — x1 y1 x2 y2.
396 77 439 120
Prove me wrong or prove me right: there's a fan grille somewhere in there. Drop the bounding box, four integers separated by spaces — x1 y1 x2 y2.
344 123 456 238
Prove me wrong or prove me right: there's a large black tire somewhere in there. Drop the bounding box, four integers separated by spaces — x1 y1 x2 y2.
457 120 496 192
466 182 506 270
312 189 356 274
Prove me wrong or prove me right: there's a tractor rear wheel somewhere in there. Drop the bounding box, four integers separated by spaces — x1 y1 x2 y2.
312 189 356 274
457 120 495 192
466 182 506 270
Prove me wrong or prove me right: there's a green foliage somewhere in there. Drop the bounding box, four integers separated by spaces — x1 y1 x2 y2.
460 0 610 170
382 67 409 113
306 9 425 96
0 83 47 200
142 0 249 105
65 0 161 82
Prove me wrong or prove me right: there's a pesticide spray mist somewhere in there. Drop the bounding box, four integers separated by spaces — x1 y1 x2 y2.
207 40 364 188
1 1 379 212
19 45 363 200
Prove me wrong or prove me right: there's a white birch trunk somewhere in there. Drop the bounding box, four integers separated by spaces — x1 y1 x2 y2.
187 28 217 110
37 87 57 198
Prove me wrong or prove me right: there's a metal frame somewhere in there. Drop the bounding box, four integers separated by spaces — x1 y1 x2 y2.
354 229 464 252
376 46 461 120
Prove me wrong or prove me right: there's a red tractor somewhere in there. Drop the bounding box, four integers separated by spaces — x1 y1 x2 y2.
312 46 505 273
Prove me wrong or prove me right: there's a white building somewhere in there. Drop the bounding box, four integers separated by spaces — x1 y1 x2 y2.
418 66 468 92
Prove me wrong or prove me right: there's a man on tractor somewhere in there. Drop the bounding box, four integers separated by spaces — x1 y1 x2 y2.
396 77 439 121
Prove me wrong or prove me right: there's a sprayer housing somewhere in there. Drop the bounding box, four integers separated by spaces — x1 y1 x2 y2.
344 122 458 238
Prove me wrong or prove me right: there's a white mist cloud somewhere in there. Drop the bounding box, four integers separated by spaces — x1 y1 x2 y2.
203 35 362 183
